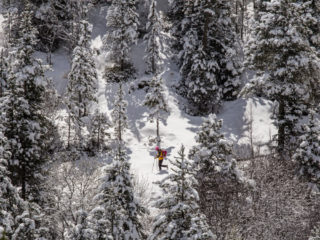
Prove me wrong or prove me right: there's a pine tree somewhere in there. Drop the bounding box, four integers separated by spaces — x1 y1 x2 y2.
2 3 52 202
149 145 214 240
67 20 97 118
303 0 320 103
244 0 320 155
0 50 8 97
0 125 19 239
180 0 242 115
190 114 239 186
189 114 243 238
90 91 146 239
88 109 111 153
1 3 20 48
143 75 169 146
111 84 128 142
29 0 80 51
66 19 97 150
214 0 242 100
144 0 164 74
103 0 139 82
293 110 320 191
167 0 191 53
67 210 95 240
0 122 42 240
91 144 146 239
306 0 320 56
0 3 19 98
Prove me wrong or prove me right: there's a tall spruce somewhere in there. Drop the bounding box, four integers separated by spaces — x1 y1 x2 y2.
0 124 20 239
2 3 52 202
67 20 97 118
144 0 164 75
0 122 42 240
103 0 139 82
91 144 146 239
189 114 239 188
149 145 214 240
67 210 94 240
88 109 111 153
189 114 244 238
0 50 8 97
1 3 20 48
143 75 169 146
306 0 320 56
111 84 128 142
90 85 146 239
66 19 97 150
244 0 320 155
303 0 320 103
167 0 191 53
180 0 242 115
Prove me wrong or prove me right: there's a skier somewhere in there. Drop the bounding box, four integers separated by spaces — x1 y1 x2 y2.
155 146 168 171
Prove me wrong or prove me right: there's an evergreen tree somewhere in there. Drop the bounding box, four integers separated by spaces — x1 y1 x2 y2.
143 75 169 146
244 0 320 155
88 109 111 153
306 0 320 56
67 20 97 118
91 144 146 239
90 92 146 239
29 0 82 51
167 0 191 53
189 114 243 238
180 0 242 115
2 3 52 202
111 84 128 142
303 0 320 103
67 210 95 240
293 110 320 191
189 114 239 187
0 50 8 97
149 145 214 240
66 19 97 150
144 0 164 74
0 122 42 240
214 0 242 100
1 4 20 48
103 0 139 82
0 125 19 238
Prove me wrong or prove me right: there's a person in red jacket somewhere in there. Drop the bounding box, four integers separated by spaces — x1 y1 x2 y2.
155 146 168 171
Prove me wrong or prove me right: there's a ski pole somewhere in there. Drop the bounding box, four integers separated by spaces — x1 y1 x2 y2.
152 157 156 172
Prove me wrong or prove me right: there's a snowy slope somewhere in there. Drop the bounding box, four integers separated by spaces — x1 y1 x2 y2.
86 5 277 193
0 4 276 198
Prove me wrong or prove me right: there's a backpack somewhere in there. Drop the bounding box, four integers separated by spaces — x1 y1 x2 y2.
162 150 167 158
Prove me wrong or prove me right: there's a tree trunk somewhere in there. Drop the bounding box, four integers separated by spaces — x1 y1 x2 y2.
278 99 285 156
156 117 160 147
67 113 71 149
97 116 101 150
21 164 26 200
78 91 82 118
